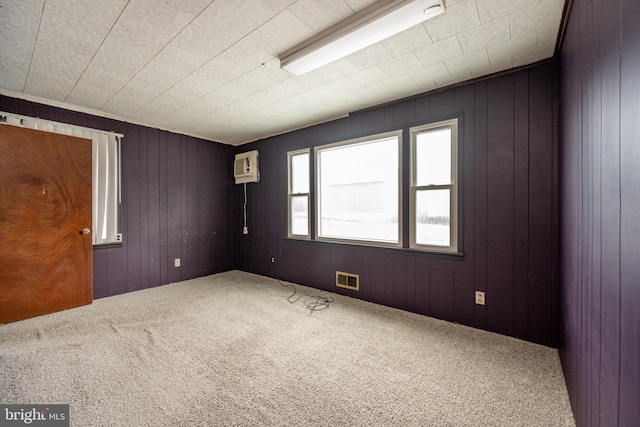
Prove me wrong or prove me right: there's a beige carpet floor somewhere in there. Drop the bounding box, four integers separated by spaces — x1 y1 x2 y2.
0 270 575 426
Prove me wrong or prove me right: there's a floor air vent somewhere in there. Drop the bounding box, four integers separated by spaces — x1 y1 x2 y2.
336 271 359 291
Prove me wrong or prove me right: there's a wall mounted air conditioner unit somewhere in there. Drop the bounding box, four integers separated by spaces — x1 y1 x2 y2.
234 150 259 184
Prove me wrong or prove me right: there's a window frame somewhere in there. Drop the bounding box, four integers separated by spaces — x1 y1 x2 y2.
314 130 403 248
287 148 311 239
409 118 459 253
285 117 462 256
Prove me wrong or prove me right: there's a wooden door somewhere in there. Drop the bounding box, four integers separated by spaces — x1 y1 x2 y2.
0 124 93 324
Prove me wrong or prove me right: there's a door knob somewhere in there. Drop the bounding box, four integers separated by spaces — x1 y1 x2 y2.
81 228 91 235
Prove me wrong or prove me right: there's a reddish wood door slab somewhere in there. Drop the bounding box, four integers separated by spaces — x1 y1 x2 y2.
0 124 93 324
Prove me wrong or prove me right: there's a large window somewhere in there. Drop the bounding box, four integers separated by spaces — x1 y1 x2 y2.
315 131 401 246
286 118 459 254
410 118 458 252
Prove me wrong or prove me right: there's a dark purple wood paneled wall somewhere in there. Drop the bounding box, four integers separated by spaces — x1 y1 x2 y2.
559 0 640 425
233 62 561 348
0 95 235 298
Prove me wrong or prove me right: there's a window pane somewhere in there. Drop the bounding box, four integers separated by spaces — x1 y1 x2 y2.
415 128 451 186
415 189 450 246
291 195 308 236
93 134 119 245
318 137 398 243
291 152 309 194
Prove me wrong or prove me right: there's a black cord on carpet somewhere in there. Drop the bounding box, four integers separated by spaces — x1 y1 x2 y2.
279 280 302 304
278 280 334 313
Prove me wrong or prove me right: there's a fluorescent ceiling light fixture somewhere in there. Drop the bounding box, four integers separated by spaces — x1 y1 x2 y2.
280 0 445 76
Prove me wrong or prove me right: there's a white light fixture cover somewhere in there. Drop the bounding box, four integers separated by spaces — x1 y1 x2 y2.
280 0 446 76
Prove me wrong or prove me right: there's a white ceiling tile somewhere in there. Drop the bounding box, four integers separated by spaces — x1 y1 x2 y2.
537 29 558 58
381 24 433 57
181 118 220 138
212 68 288 105
349 66 389 88
288 0 357 33
118 45 213 97
378 52 424 77
230 91 283 115
476 0 511 22
292 78 359 107
206 101 251 122
129 65 240 122
101 85 153 117
288 99 352 125
435 71 472 88
161 110 197 129
356 83 401 105
539 0 566 32
456 16 510 53
129 98 179 124
469 58 513 78
513 49 547 68
315 57 361 80
173 0 296 60
66 0 212 109
486 31 537 64
227 111 286 135
259 10 317 57
172 90 237 121
445 48 490 76
425 0 481 42
409 62 450 88
345 43 393 70
24 0 127 102
378 74 420 98
87 0 292 115
101 64 190 118
293 67 334 89
293 95 356 123
150 37 218 79
410 77 439 95
262 84 335 118
414 36 463 68
255 96 304 118
476 0 539 23
209 32 276 77
0 0 44 93
510 0 564 37
144 1 272 73
134 1 294 113
61 74 121 111
259 78 310 102
165 65 240 101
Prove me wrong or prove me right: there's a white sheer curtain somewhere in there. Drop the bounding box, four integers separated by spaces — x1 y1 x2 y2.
1 112 121 245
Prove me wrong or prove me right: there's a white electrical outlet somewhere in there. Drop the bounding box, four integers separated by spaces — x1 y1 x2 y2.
475 291 485 305
271 257 275 263
174 258 181 267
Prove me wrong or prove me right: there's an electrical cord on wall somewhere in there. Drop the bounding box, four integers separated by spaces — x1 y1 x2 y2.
278 280 334 313
243 182 248 234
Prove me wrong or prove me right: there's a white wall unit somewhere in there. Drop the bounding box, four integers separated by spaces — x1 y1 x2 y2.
234 150 259 184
